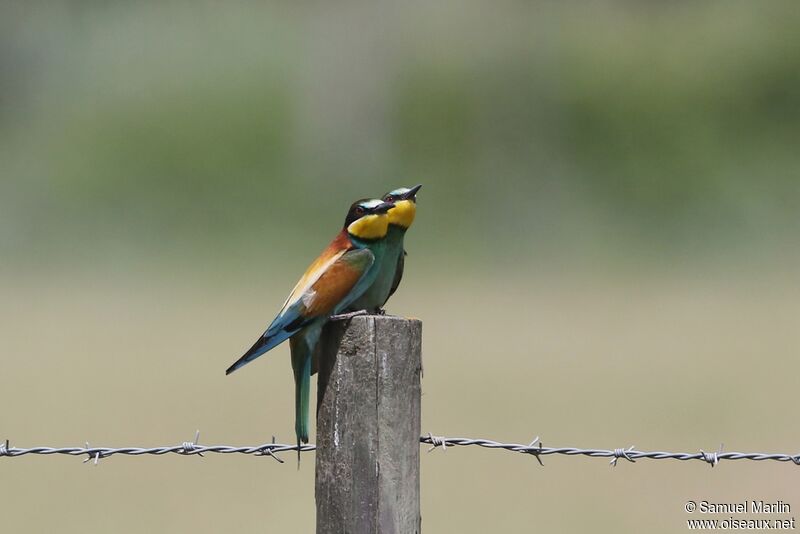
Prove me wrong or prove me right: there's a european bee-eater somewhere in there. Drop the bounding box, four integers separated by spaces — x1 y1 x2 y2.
346 184 421 313
225 198 394 455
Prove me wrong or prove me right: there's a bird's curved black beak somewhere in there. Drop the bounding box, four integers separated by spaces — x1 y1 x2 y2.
372 201 395 214
401 184 422 200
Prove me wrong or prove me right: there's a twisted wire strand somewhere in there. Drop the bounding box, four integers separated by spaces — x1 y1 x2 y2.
419 436 800 466
1 434 799 466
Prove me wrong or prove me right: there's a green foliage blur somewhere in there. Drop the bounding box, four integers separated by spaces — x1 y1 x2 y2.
2 2 799 272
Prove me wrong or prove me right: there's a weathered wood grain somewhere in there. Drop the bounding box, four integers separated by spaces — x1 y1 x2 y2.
315 315 422 534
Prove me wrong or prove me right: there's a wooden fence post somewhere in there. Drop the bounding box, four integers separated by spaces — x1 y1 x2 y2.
315 315 422 534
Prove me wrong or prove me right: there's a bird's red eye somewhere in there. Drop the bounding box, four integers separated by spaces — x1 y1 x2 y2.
385 196 395 203
355 206 365 215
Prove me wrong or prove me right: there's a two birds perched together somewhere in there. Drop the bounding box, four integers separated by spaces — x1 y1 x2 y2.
225 185 422 452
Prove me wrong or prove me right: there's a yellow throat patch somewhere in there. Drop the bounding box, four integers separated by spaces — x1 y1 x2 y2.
347 213 389 240
388 200 416 229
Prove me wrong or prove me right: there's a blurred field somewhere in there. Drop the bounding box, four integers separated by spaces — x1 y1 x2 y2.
2 267 799 533
2 1 800 533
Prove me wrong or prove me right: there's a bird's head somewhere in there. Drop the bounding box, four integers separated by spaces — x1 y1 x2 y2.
344 198 394 241
382 184 421 229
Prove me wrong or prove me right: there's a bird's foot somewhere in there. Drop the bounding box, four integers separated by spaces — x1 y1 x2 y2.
375 307 387 315
330 309 369 321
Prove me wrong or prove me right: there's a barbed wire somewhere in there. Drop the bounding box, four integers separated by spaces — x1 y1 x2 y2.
420 435 800 467
1 432 798 467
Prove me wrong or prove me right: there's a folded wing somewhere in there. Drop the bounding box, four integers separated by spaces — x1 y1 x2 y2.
225 245 375 374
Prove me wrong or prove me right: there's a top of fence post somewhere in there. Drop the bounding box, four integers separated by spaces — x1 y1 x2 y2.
315 315 423 534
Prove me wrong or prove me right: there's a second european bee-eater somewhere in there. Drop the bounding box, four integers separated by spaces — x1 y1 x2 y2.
225 198 394 453
346 184 421 313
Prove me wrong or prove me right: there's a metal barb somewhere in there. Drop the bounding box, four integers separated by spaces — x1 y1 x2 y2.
528 436 544 466
610 445 636 467
426 432 446 452
258 436 285 464
0 439 9 457
700 443 724 467
181 430 204 457
792 455 800 466
82 442 103 466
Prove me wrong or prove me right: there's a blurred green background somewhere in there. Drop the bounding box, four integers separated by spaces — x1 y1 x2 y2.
2 2 799 533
